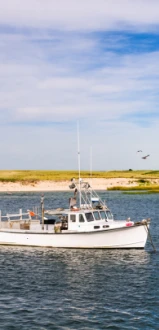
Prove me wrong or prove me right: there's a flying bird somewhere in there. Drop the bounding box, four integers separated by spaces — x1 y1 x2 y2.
142 155 150 159
137 150 142 152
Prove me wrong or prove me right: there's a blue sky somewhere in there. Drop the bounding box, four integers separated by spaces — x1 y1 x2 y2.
1 0 159 170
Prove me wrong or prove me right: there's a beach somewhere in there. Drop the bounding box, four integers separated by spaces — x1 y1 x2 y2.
0 178 140 192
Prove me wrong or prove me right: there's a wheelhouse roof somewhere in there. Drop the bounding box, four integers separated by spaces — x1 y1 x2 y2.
45 208 110 215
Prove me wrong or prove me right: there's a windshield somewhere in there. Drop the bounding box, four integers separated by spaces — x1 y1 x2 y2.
85 212 94 222
100 211 106 220
93 211 101 220
106 211 113 220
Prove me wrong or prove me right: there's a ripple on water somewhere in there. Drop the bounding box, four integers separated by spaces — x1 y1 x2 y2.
0 192 159 329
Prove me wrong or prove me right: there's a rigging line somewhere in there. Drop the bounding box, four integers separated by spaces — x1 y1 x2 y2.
77 121 81 208
145 222 156 252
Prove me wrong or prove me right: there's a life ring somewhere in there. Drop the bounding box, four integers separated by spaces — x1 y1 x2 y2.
71 208 80 211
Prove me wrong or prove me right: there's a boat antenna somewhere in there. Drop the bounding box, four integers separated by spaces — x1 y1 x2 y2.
77 121 81 208
90 145 93 207
90 145 92 179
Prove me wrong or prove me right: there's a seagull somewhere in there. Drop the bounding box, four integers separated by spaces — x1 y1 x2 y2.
142 155 150 159
137 150 142 152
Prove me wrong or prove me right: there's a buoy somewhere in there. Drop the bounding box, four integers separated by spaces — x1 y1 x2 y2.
126 222 133 227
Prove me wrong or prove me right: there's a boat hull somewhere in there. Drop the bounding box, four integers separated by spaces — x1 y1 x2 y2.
0 225 148 248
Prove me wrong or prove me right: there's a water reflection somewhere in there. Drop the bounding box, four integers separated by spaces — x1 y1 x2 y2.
0 245 150 264
0 192 159 329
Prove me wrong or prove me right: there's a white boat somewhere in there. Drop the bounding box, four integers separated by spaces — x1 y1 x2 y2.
0 179 151 249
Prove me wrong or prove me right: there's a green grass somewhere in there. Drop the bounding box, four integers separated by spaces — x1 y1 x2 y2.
0 170 159 183
123 191 159 194
137 179 150 184
107 183 159 194
107 184 159 191
0 170 81 182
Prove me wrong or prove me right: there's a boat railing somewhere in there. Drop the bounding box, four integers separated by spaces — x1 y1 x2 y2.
0 209 32 222
69 179 108 209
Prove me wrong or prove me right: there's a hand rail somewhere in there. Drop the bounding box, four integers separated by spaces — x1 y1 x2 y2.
0 209 32 222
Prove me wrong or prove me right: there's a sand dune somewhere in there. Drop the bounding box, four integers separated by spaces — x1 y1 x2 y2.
0 178 140 192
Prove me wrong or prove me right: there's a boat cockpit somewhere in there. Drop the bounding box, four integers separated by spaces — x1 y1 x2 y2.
45 209 113 232
44 178 114 232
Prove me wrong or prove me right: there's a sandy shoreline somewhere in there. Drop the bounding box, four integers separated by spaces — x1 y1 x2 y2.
0 178 140 192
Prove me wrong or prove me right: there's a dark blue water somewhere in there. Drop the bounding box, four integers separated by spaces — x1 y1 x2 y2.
0 191 159 330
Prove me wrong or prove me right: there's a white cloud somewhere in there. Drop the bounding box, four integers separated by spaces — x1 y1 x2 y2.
0 1 159 169
1 45 159 123
0 0 159 31
0 39 159 125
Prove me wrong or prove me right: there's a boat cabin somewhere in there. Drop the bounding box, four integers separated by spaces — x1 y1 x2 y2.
49 209 113 232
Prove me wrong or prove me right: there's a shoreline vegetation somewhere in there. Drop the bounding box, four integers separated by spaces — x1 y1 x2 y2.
0 170 159 193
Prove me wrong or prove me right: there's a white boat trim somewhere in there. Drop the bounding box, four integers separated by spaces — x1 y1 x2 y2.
0 178 151 249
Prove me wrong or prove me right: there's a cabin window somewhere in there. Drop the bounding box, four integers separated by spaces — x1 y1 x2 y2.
100 211 106 220
93 211 101 220
70 214 76 222
85 212 94 222
106 211 113 220
79 214 85 222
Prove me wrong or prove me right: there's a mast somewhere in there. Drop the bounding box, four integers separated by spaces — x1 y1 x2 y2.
90 145 92 207
77 122 81 208
90 146 92 179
